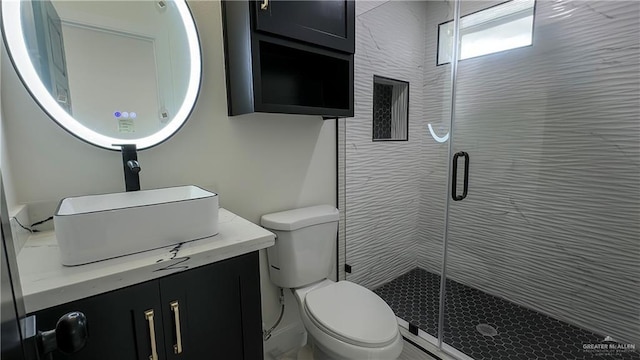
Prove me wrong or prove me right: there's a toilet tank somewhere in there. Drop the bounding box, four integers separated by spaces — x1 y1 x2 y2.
261 205 339 288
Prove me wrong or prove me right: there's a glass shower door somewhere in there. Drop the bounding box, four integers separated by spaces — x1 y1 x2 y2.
441 0 640 359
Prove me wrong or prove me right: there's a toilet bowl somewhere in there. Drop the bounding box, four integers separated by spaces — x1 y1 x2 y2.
261 206 403 360
294 279 403 360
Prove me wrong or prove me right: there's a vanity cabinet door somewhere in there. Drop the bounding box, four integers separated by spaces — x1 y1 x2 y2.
253 0 355 53
159 251 263 360
33 281 166 360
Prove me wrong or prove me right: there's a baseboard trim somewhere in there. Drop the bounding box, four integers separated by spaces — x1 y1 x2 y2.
402 336 443 360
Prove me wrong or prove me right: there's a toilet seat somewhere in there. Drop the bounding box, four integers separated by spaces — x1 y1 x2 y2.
304 281 398 348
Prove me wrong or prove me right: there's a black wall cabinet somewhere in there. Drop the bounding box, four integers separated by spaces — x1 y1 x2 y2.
34 252 262 360
222 0 355 117
253 0 355 53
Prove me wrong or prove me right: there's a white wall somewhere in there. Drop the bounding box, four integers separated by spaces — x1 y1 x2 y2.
0 48 8 208
0 44 14 210
1 0 336 337
1 44 29 257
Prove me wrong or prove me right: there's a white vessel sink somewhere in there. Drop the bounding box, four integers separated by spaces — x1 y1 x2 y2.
54 185 218 266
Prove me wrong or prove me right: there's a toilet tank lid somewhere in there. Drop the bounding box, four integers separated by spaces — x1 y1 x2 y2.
261 205 339 231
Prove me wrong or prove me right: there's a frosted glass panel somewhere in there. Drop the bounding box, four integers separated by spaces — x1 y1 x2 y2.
438 0 535 65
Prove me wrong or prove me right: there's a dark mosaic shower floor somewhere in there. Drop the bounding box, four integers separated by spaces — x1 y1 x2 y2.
373 268 639 360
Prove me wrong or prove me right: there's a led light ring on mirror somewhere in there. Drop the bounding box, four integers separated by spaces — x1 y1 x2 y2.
1 0 202 151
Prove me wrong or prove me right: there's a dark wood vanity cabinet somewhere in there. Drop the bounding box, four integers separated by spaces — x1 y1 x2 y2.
158 253 263 360
33 252 262 360
34 281 162 360
222 0 355 117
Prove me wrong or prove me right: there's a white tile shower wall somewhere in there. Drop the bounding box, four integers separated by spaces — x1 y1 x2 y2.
417 0 639 346
343 1 430 289
415 0 508 277
415 1 454 278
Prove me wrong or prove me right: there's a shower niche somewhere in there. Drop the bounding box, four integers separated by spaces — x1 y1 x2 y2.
372 76 409 141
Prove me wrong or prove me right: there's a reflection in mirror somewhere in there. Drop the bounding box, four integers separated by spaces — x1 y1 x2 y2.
2 0 201 150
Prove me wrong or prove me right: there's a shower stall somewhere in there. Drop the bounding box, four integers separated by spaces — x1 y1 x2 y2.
338 0 639 359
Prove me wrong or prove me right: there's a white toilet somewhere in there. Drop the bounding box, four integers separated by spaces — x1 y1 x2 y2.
261 205 403 360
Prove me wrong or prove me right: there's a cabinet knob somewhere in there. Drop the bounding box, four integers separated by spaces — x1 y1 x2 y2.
38 312 88 356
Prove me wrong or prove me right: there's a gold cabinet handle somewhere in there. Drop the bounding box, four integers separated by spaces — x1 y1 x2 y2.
260 0 268 10
144 310 159 360
170 301 183 354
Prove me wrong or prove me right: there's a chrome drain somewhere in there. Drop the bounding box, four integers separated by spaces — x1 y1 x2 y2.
476 324 498 336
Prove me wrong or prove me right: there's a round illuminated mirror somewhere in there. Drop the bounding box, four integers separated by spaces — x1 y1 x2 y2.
1 0 201 150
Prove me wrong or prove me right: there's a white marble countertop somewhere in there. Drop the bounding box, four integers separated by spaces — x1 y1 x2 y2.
17 208 275 313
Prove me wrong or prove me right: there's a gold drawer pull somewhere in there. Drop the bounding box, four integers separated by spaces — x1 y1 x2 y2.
260 0 269 10
170 301 183 354
144 309 158 360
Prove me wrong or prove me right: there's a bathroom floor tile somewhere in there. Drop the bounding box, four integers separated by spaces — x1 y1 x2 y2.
374 268 639 360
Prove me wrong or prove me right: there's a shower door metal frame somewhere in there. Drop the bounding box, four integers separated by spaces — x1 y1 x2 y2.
437 0 462 350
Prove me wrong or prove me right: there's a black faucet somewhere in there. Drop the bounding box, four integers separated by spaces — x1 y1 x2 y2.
119 144 141 191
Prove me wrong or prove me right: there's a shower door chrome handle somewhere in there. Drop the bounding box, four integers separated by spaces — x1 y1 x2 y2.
452 151 469 201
